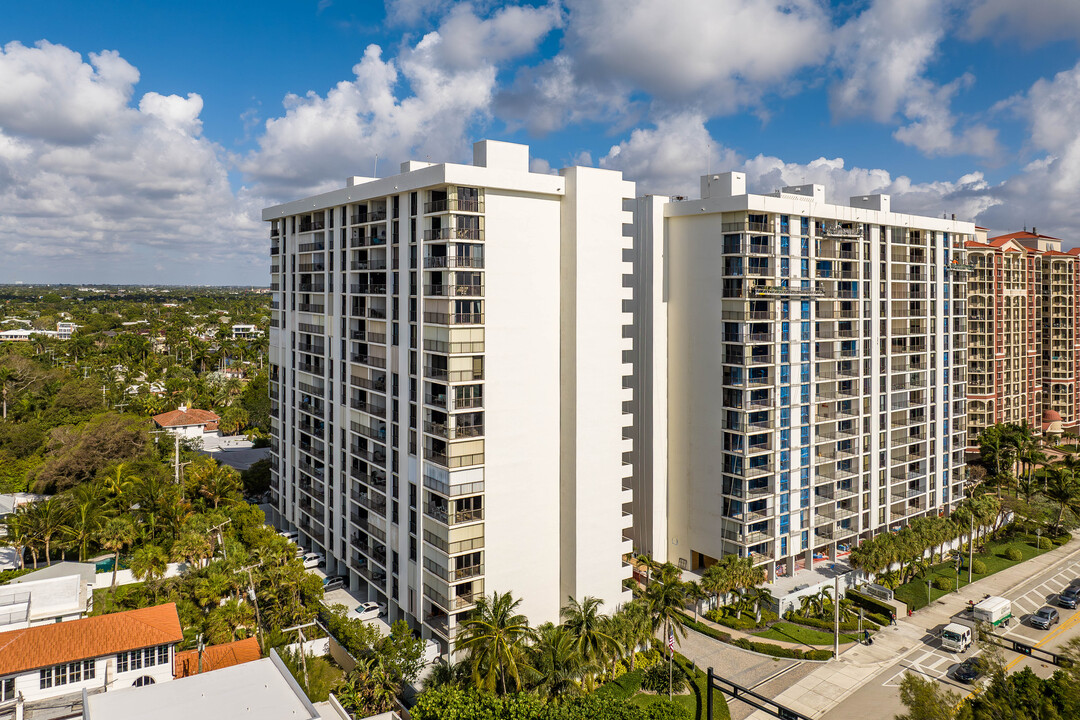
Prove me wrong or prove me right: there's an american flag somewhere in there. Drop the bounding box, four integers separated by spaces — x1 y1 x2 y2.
668 632 674 652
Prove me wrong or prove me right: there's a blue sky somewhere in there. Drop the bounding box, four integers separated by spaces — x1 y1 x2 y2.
2 0 1080 284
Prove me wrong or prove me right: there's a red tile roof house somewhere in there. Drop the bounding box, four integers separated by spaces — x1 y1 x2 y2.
0 603 183 719
173 637 261 679
151 406 221 440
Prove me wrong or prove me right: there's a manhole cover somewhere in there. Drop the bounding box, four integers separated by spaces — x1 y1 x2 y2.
897 647 909 652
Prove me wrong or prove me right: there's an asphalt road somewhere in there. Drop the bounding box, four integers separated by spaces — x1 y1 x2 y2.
823 554 1080 719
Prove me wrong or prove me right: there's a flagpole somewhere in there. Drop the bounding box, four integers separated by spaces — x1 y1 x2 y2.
668 628 674 700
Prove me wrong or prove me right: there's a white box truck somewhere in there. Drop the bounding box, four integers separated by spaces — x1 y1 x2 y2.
941 623 972 652
973 596 1012 627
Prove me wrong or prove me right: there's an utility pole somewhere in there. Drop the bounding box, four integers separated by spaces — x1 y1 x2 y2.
238 562 265 651
283 621 317 691
208 519 232 560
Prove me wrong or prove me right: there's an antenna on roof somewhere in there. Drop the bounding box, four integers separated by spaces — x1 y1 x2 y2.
373 154 379 178
706 143 711 176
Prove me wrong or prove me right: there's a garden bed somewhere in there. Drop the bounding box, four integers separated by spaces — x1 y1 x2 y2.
754 622 861 646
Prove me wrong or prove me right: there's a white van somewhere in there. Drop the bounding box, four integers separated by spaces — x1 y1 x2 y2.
941 623 972 653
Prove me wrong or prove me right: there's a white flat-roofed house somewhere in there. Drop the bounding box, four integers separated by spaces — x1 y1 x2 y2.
0 603 183 720
82 652 343 720
0 575 89 632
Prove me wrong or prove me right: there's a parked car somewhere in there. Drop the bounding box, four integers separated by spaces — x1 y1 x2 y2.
323 575 347 591
356 601 387 621
954 656 987 683
294 546 306 558
1058 585 1080 609
1031 606 1060 629
278 530 299 543
302 552 325 569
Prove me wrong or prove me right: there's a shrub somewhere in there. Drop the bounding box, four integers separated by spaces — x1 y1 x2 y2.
1039 538 1053 551
706 608 764 630
1005 548 1023 562
641 663 686 695
932 577 952 591
643 700 692 720
972 559 988 574
1054 534 1071 546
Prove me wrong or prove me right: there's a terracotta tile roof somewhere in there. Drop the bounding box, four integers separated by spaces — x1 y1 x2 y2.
174 637 261 678
0 603 182 675
152 407 220 428
990 230 1062 242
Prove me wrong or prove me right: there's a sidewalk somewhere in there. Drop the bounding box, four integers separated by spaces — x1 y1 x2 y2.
744 534 1080 719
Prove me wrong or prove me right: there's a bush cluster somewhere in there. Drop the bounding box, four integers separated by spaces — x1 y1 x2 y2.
1005 548 1024 561
641 664 686 695
972 559 988 574
846 589 896 619
1038 538 1053 551
932 577 952 591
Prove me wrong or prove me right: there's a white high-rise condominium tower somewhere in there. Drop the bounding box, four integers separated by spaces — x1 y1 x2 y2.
264 141 634 651
631 173 972 585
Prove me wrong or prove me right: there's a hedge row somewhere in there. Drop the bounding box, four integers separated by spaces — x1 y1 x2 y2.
846 589 897 619
782 611 879 633
678 613 833 661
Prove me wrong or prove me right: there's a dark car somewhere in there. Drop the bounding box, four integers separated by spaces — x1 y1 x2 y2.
1031 606 1060 629
1059 585 1080 609
954 656 987 684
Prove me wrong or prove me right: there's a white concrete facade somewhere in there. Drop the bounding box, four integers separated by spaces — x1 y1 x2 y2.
262 140 634 651
635 173 972 581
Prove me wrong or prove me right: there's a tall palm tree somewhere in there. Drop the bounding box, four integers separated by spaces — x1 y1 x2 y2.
98 516 137 592
102 462 137 500
457 591 535 695
3 514 29 570
0 366 17 420
644 571 688 649
63 484 107 562
27 498 69 567
527 623 592 701
560 596 618 674
609 601 651 671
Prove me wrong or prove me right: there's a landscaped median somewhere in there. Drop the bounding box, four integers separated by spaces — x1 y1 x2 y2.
677 612 834 661
892 530 1070 612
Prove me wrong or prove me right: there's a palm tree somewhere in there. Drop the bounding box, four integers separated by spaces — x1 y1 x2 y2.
684 580 707 622
457 591 535 695
527 623 591 701
561 596 618 668
0 366 17 420
131 544 169 602
644 571 688 649
102 462 136 500
1044 465 1080 533
98 516 137 592
63 484 107 562
748 586 775 624
27 498 69 567
636 554 659 586
609 601 651 671
425 657 469 690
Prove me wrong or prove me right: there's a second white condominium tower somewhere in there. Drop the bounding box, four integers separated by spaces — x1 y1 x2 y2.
264 141 635 651
633 173 972 580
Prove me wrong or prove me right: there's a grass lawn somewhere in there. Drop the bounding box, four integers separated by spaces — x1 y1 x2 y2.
1056 444 1080 453
895 533 1062 611
753 622 861 646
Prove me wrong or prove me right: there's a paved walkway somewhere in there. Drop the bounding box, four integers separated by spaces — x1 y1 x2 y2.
744 533 1080 720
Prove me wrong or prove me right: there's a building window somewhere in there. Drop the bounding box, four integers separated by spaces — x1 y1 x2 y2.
40 660 94 689
133 676 156 687
117 645 170 674
0 678 13 702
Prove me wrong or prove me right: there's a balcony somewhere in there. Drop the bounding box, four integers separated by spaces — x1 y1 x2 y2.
424 421 484 440
424 284 484 297
424 227 484 241
424 255 485 269
424 198 482 213
424 502 485 526
298 218 326 233
351 210 387 224
721 221 773 235
423 312 484 325
424 366 484 383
